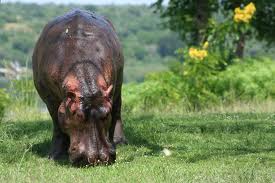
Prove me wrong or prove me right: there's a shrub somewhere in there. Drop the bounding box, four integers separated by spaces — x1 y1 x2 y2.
123 71 183 112
123 57 275 112
212 57 275 101
0 89 9 120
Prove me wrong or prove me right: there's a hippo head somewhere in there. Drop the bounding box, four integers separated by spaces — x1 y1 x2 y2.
58 73 115 166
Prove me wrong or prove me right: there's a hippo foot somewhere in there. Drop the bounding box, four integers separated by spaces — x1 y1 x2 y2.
48 136 69 160
114 136 128 145
48 149 68 160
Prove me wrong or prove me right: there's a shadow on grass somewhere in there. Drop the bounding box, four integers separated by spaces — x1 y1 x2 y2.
0 119 71 166
124 114 275 163
124 125 163 154
179 147 275 163
31 139 71 166
123 113 163 156
31 139 51 157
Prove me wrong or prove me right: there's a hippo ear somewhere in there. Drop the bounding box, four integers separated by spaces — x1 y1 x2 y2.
102 85 113 99
65 92 78 114
66 91 76 100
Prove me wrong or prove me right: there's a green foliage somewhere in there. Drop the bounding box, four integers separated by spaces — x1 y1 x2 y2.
154 0 275 44
212 57 275 101
123 57 275 112
123 71 182 112
124 45 221 111
157 33 184 57
178 51 220 109
0 89 9 121
153 0 219 45
154 0 275 59
222 0 275 44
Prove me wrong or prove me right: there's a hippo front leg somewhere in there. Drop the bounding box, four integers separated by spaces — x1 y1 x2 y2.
46 102 70 160
49 126 69 159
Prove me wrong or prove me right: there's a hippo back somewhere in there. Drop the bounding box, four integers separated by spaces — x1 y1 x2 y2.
32 10 123 102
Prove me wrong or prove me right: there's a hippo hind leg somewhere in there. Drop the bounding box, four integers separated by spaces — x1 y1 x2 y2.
111 89 127 145
114 118 127 145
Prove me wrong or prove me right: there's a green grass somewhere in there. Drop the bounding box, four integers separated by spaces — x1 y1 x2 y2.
0 108 274 183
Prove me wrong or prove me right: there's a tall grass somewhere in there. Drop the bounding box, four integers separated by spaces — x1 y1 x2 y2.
4 76 48 123
0 89 9 121
9 77 39 107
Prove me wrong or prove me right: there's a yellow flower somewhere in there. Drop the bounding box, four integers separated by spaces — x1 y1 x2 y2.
233 2 256 23
234 7 242 14
244 2 256 15
203 41 209 49
234 13 251 23
189 47 208 60
199 50 208 59
243 13 252 22
189 47 197 57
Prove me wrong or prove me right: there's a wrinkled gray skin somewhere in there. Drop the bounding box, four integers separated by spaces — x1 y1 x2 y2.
32 10 127 166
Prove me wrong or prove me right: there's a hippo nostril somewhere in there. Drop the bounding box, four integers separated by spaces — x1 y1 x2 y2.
76 111 84 119
88 154 97 165
99 153 108 162
70 147 77 153
69 146 80 156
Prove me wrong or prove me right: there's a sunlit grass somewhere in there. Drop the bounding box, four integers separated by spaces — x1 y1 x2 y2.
0 106 274 183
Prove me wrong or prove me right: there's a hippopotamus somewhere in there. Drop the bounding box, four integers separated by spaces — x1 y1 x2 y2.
32 10 126 166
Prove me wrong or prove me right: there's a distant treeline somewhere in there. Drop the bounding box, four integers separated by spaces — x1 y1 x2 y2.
0 3 183 82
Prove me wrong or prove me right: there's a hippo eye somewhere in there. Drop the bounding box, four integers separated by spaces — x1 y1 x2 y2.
90 107 107 120
97 106 109 120
98 106 108 114
79 97 84 103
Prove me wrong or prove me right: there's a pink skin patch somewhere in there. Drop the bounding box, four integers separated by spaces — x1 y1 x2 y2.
63 74 81 97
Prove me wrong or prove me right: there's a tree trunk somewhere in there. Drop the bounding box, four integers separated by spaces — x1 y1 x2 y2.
193 0 209 45
235 33 245 58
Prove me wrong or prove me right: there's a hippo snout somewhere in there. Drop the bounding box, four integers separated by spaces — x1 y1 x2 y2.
69 144 116 166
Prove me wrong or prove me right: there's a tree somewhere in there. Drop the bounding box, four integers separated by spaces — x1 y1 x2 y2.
153 0 219 46
222 0 275 58
153 0 275 58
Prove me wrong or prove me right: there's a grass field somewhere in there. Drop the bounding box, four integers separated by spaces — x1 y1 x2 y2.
0 107 274 183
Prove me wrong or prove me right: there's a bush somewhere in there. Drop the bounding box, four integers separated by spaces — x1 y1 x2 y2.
0 89 9 120
212 57 275 101
123 57 275 112
123 71 183 112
